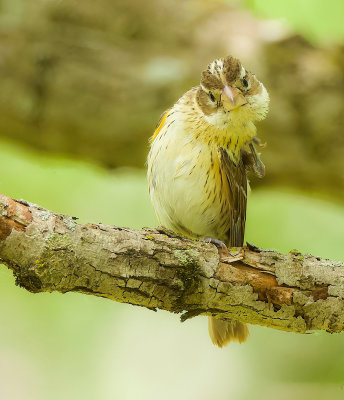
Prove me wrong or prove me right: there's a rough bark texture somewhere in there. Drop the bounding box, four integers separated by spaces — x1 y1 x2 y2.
1 193 343 334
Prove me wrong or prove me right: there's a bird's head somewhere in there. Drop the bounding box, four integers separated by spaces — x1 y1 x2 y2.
196 56 269 127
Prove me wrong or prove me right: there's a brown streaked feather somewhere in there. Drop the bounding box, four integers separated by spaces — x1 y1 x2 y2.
212 147 249 347
218 147 247 247
208 318 249 347
241 143 265 178
201 70 223 91
195 87 216 116
223 56 241 84
246 72 261 96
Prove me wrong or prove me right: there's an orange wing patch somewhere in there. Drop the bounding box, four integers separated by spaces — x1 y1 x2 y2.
150 110 169 143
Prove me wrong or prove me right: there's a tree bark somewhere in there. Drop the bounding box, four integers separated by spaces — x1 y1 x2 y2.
1 193 343 334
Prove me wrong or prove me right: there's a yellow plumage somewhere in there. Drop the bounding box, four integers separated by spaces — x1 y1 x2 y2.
147 55 269 347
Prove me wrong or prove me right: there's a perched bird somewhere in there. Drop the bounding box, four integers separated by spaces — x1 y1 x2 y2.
147 55 269 347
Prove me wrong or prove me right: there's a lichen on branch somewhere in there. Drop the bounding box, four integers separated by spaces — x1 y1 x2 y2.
0 193 343 334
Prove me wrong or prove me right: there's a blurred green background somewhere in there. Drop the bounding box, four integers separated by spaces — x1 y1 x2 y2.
0 0 343 399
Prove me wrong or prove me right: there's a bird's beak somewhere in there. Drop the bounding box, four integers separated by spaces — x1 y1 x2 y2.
222 85 247 112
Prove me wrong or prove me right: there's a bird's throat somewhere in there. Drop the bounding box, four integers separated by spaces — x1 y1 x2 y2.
189 117 256 160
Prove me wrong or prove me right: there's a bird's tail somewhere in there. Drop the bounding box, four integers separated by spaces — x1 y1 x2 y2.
208 317 249 347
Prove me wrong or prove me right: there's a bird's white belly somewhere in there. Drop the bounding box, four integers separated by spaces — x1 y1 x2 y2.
148 131 229 240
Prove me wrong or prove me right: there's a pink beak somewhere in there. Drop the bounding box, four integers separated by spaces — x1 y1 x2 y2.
223 85 235 103
222 85 247 111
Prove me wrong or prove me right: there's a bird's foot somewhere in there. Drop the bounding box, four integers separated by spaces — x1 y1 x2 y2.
204 237 229 256
204 237 227 248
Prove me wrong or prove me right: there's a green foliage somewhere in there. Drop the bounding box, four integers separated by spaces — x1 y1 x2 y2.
244 0 344 43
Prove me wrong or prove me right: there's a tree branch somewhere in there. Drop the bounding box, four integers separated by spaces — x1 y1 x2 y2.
1 193 343 334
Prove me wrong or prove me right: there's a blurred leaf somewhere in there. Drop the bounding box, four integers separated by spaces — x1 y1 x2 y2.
244 0 344 43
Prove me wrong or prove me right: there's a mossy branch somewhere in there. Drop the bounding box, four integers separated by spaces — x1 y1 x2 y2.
0 193 343 334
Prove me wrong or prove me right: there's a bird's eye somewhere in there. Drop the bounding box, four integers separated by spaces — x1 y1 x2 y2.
209 91 216 102
242 78 249 88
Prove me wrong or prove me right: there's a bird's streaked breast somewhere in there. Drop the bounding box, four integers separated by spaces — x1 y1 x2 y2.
147 93 244 241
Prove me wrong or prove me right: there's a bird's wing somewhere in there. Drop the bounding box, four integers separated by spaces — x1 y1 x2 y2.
241 142 265 178
218 147 247 247
150 109 170 143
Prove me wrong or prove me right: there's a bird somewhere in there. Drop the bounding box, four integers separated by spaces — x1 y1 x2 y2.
147 55 269 347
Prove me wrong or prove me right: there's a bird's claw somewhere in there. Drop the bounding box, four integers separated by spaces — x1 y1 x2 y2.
204 237 228 254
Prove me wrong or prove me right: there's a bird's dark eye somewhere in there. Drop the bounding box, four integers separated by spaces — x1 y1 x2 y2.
242 78 248 88
209 91 216 102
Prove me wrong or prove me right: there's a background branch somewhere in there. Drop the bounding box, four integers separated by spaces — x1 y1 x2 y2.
0 193 343 334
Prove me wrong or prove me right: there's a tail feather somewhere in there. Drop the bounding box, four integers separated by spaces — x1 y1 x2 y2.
208 317 249 348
